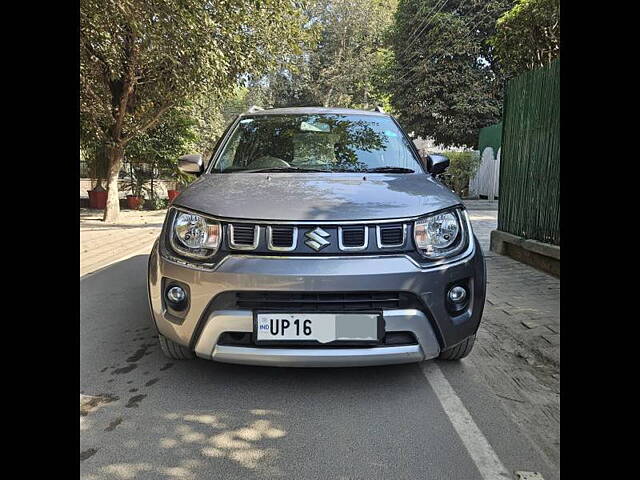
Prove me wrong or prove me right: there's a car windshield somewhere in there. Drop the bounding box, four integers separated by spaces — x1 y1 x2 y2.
210 113 423 173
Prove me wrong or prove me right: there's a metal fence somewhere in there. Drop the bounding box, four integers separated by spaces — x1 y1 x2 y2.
80 160 90 178
498 59 560 246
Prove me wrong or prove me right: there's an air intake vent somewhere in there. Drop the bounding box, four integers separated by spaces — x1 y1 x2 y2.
236 291 407 311
229 224 258 249
268 226 297 251
339 226 368 250
378 224 405 247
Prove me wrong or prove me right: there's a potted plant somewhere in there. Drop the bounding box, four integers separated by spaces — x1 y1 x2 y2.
167 181 180 203
165 163 193 204
89 184 108 209
126 193 143 210
85 144 109 209
121 162 149 210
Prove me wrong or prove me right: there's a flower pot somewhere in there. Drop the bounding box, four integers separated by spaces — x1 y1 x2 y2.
167 189 180 203
87 189 107 209
126 195 142 210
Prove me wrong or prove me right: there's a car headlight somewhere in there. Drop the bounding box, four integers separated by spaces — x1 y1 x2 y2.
414 208 468 259
169 210 221 258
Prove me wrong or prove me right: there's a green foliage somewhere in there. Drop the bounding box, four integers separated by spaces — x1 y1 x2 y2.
145 197 169 210
120 163 152 199
439 151 481 197
126 107 198 183
387 0 512 148
81 0 311 219
80 130 109 188
80 0 310 145
489 0 560 77
265 0 397 109
369 48 397 114
126 109 197 161
82 146 109 188
187 85 274 161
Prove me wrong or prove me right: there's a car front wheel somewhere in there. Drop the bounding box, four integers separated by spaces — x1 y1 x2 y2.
438 334 476 360
158 334 195 360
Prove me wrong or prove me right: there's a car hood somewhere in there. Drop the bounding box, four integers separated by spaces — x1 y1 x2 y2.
174 172 461 221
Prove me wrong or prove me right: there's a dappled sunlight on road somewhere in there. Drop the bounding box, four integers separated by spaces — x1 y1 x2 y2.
100 463 153 479
81 408 287 480
202 418 286 469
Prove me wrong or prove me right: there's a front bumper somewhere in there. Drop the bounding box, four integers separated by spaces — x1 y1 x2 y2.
212 345 423 367
192 309 437 367
147 237 486 367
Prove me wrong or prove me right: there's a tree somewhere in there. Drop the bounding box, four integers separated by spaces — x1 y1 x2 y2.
80 0 309 222
264 0 397 109
309 0 397 108
186 85 274 163
387 0 513 148
80 114 109 189
489 0 560 77
125 106 199 200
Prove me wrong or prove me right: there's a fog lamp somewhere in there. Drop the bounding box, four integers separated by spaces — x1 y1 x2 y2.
448 286 467 303
166 286 186 304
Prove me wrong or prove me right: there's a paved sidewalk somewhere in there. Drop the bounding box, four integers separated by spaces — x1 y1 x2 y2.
463 199 498 211
466 202 560 467
80 209 166 277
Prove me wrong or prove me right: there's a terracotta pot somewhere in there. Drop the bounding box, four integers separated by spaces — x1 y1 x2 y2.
87 190 107 209
167 189 180 203
126 195 142 210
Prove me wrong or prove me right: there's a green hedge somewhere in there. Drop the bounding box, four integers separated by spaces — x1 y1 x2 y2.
439 151 481 197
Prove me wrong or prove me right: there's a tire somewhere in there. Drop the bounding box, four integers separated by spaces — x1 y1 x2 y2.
438 334 476 361
158 334 195 360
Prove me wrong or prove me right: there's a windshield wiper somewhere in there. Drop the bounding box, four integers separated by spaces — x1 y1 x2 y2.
242 167 329 173
365 166 415 173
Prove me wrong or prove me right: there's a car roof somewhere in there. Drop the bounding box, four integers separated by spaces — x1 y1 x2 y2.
240 106 389 117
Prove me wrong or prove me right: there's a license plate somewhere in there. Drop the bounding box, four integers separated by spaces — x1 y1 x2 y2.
255 313 380 344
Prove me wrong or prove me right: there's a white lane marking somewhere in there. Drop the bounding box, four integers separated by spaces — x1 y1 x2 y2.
420 361 512 480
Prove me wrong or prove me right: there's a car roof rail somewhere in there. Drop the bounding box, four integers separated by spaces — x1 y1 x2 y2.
373 105 385 113
247 105 264 113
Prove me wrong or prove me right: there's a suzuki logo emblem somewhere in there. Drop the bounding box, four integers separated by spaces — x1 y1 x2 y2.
304 227 330 251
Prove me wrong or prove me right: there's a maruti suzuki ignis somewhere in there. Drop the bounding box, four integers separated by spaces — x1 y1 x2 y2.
147 107 485 367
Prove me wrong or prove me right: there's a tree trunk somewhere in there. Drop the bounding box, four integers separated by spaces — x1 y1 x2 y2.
103 144 124 223
324 87 333 108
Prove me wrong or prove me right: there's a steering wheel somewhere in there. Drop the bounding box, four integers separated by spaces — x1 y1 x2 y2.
245 156 291 169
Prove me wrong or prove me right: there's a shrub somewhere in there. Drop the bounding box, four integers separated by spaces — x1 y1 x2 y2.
144 196 168 211
438 151 481 198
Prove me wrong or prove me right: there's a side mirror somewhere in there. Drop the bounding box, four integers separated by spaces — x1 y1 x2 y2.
426 154 450 175
178 154 203 176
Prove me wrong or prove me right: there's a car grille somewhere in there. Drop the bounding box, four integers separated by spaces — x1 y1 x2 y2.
217 331 418 347
270 226 296 248
378 224 404 246
230 224 256 246
221 220 411 253
340 226 366 248
234 291 418 311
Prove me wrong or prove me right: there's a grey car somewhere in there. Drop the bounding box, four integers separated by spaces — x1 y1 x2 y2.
147 107 485 367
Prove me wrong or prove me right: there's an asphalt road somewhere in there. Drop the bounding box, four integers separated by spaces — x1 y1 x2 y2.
80 254 558 480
